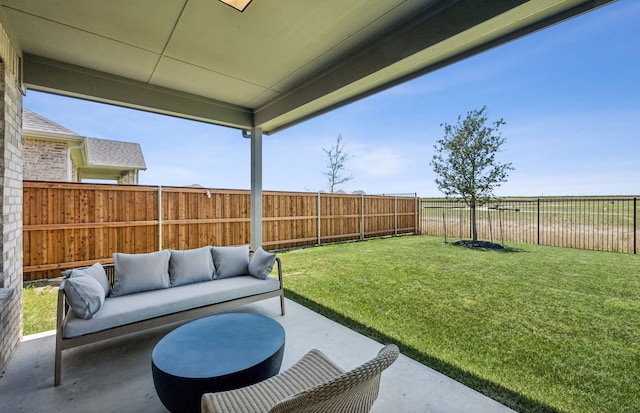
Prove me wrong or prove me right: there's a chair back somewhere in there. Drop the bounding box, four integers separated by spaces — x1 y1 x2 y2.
269 344 399 413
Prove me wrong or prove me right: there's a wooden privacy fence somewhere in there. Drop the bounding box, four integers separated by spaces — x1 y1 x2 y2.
23 181 419 281
420 197 639 254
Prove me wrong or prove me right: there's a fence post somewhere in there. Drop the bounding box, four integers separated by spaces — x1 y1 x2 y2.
634 197 637 254
469 203 472 239
317 191 321 246
158 185 163 251
394 196 398 236
459 202 464 240
487 207 493 243
537 198 540 245
416 196 420 235
499 208 505 246
361 193 365 240
443 211 447 243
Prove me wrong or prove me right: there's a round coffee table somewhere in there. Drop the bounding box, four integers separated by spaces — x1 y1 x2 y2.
152 313 285 413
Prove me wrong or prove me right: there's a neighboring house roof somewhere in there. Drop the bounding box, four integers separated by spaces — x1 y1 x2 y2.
84 137 146 170
22 109 147 180
23 108 79 138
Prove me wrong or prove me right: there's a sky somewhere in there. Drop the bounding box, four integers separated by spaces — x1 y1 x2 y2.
23 0 639 198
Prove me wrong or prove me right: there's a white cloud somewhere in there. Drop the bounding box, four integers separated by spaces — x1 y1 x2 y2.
351 146 409 177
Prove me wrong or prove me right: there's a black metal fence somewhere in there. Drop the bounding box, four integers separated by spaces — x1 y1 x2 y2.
420 197 638 254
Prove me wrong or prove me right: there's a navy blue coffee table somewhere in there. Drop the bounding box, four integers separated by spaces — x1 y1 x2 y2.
152 313 285 413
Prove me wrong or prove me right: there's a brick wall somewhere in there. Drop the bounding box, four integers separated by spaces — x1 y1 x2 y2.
23 137 69 181
0 60 24 372
118 169 138 184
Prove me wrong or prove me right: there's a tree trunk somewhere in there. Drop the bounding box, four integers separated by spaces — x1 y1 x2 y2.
470 202 478 241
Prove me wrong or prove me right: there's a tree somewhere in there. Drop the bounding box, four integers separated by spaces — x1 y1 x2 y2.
323 135 353 193
430 106 514 242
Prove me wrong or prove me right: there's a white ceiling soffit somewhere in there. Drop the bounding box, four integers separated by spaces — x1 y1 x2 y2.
2 0 614 135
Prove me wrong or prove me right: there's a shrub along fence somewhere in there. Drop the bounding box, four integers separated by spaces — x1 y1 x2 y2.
23 181 419 281
421 197 638 254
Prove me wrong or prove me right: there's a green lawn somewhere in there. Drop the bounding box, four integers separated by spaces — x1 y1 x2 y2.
280 235 640 413
23 284 57 335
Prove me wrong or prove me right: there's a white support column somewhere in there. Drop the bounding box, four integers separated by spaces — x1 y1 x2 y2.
158 186 163 251
248 128 263 249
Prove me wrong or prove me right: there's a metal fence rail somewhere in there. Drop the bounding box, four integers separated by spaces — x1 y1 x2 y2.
420 197 638 254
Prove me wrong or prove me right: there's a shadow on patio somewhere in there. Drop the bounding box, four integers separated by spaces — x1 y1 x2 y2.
0 298 514 413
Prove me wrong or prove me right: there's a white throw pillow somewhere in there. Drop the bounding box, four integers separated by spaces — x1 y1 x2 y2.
62 275 105 319
169 247 215 286
111 250 171 296
248 247 276 280
211 245 250 279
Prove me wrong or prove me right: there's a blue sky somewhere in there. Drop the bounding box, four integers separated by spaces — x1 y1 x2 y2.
24 0 639 197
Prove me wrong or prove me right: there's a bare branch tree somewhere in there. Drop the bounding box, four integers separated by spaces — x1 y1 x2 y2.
323 135 353 193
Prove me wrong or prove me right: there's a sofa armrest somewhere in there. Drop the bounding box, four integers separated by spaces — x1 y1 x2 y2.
249 249 284 315
54 285 68 386
274 256 285 315
56 286 67 332
275 256 283 288
56 262 115 337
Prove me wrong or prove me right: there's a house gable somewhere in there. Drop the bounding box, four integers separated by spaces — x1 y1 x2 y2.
22 109 146 184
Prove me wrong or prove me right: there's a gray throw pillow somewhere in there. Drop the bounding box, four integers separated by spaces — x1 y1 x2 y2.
248 247 277 280
62 275 105 319
211 245 250 279
111 250 171 297
63 262 110 297
169 247 215 286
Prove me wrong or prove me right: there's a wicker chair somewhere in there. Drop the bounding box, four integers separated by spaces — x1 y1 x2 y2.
201 344 399 413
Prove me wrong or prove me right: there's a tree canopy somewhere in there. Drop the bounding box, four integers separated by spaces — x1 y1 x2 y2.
430 106 513 241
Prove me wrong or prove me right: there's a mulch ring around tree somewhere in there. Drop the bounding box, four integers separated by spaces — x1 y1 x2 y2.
451 240 506 250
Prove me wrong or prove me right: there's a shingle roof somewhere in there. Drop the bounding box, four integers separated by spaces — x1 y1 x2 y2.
84 137 146 170
23 108 79 137
23 108 146 171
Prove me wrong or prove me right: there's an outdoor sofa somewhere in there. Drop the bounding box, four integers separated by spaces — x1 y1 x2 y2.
55 245 284 386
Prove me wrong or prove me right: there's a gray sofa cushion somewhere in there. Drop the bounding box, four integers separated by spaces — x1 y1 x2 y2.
63 276 280 338
62 262 110 297
169 247 215 286
211 245 250 279
248 247 277 280
62 275 105 320
111 250 171 297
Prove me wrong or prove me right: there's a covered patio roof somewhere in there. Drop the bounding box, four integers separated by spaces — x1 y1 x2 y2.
1 0 614 135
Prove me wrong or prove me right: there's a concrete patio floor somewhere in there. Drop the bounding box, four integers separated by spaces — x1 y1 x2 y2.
0 297 515 412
